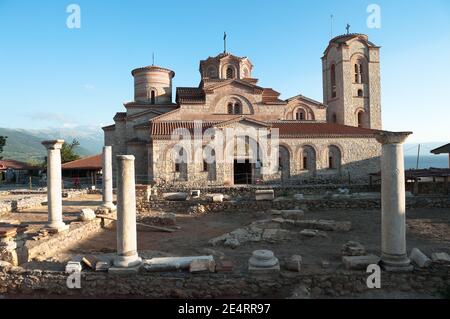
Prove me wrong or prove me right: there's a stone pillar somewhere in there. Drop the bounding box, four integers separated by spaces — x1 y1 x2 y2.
375 132 413 272
42 140 68 232
101 146 116 212
113 155 141 269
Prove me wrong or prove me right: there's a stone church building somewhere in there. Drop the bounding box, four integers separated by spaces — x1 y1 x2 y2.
103 33 383 186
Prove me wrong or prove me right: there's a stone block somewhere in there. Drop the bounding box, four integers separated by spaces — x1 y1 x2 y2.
341 241 366 256
215 260 234 273
189 259 216 273
163 192 188 201
224 238 240 249
431 252 450 264
95 261 110 272
409 248 431 268
79 208 96 221
281 210 304 220
342 255 380 270
285 255 302 272
190 190 201 198
108 265 141 274
212 194 224 203
255 190 274 201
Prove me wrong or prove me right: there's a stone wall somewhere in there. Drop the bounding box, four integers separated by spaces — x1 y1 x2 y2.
19 219 109 263
0 265 448 298
0 195 46 215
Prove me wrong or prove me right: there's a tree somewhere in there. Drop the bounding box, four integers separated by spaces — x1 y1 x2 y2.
0 136 7 160
61 139 81 163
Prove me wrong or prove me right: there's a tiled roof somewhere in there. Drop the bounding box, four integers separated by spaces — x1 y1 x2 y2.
151 121 218 136
269 122 380 137
431 143 450 154
113 112 127 121
102 124 116 131
61 154 102 170
262 88 285 104
286 94 327 108
0 160 40 171
131 65 175 77
176 87 205 104
150 120 379 138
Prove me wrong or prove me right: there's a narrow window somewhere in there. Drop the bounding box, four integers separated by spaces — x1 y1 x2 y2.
303 156 308 170
151 90 156 104
329 156 334 169
175 163 180 172
357 89 363 97
330 64 337 98
234 103 241 114
357 111 363 128
203 160 208 172
227 103 233 114
332 113 337 123
355 64 359 83
359 64 364 83
226 67 234 79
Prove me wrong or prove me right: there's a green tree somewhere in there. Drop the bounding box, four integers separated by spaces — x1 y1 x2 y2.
0 136 7 160
61 139 81 163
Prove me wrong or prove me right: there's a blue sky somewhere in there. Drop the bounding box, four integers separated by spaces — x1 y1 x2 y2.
0 0 449 143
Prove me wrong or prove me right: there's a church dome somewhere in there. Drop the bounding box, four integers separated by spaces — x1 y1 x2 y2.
131 65 175 104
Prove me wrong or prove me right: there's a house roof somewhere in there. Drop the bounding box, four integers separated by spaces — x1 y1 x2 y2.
61 154 102 170
431 143 450 154
286 94 327 108
269 122 380 137
0 160 40 171
176 87 206 104
150 119 380 138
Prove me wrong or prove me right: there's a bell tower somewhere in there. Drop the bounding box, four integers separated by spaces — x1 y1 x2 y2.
322 33 381 129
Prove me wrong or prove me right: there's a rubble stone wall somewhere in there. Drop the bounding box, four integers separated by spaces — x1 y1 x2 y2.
0 266 448 298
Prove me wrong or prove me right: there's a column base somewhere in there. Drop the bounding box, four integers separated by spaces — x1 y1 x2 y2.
113 254 142 268
381 253 413 272
99 202 117 213
45 222 69 233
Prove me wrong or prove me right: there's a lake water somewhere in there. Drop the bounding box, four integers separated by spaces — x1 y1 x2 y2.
404 155 448 169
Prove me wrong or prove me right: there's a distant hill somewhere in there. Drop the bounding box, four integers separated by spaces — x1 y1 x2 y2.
0 127 103 163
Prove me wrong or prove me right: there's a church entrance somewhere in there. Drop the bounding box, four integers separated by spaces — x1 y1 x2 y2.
233 159 252 185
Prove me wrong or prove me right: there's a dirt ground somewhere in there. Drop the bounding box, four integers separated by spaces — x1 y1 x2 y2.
3 193 449 273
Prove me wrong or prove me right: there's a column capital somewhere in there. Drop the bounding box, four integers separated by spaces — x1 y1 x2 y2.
117 155 135 161
42 140 65 150
375 131 412 145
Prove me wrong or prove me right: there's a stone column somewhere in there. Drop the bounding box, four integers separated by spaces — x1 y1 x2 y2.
375 132 413 272
113 155 141 269
42 140 69 232
101 146 116 212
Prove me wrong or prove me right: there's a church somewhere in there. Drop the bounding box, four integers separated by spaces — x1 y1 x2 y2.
103 33 383 186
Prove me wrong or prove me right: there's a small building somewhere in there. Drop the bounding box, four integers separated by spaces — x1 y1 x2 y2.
431 143 450 168
61 154 102 188
0 159 41 184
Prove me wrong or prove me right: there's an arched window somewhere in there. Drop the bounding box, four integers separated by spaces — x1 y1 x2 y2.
357 89 363 97
301 145 316 171
330 64 337 98
234 103 241 114
151 90 156 104
357 111 364 128
227 103 234 114
296 109 306 120
354 60 365 83
328 145 341 170
226 67 234 79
